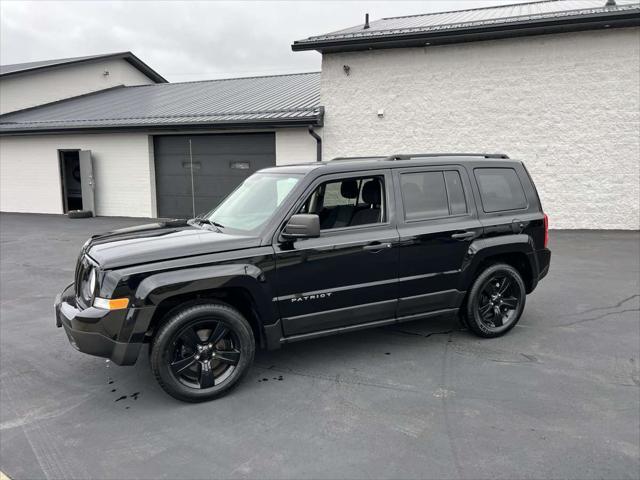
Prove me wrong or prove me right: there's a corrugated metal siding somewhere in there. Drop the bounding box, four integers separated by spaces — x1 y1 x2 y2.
296 0 640 44
0 72 321 132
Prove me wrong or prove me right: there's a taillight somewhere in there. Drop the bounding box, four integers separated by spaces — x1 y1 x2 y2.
543 213 549 248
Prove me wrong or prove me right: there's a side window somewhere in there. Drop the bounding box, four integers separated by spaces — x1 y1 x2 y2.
298 176 386 230
322 180 358 208
444 171 467 215
475 168 527 212
400 170 469 221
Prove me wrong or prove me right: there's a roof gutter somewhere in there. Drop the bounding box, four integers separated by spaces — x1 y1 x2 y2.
292 9 640 52
0 115 324 136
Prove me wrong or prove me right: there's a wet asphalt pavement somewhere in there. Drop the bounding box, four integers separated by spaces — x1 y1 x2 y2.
0 213 638 479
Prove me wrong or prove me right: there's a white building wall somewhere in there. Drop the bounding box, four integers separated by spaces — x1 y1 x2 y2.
0 133 154 217
275 128 320 165
320 28 640 229
0 59 156 114
0 128 320 218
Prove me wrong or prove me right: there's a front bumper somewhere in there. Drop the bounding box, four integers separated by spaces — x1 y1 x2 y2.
55 284 142 365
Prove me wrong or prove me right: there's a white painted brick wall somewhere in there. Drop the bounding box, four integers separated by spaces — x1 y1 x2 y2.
275 128 320 165
0 133 154 217
320 28 640 229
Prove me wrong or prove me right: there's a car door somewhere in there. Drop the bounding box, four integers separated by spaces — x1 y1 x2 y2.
273 170 400 337
394 165 482 320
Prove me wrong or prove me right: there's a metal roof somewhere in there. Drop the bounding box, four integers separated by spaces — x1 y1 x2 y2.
293 0 640 51
0 52 167 83
0 72 322 134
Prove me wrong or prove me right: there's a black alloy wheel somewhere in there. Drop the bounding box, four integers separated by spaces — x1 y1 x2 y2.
169 320 241 389
151 303 254 402
465 263 526 338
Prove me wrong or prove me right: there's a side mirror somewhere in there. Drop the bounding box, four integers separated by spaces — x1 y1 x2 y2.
282 214 320 240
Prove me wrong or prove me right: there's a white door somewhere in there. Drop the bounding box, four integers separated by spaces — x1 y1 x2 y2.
79 150 95 216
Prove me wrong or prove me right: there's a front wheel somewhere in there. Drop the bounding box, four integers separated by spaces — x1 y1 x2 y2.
150 302 255 402
465 263 526 338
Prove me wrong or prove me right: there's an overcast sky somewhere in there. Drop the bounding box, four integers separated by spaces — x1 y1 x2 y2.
1 0 531 82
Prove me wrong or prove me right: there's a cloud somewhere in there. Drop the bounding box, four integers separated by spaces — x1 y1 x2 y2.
1 0 531 82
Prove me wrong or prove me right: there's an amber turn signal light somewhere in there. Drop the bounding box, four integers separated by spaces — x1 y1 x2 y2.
93 297 130 310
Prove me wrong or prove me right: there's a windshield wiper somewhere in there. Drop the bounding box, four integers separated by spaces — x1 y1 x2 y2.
198 218 225 230
188 216 224 233
208 220 225 230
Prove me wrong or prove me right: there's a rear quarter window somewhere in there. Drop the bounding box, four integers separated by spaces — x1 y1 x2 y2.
475 168 527 213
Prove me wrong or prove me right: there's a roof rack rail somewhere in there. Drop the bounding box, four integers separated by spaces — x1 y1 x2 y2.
329 155 387 161
385 153 509 160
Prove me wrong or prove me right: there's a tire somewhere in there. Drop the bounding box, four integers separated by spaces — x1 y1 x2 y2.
67 209 93 219
465 263 526 338
150 302 255 402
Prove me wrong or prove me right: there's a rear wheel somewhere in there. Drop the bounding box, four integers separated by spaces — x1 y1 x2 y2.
150 302 255 402
465 263 526 338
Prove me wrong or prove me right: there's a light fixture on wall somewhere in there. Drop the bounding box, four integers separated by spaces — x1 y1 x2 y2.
377 109 384 118
103 70 110 77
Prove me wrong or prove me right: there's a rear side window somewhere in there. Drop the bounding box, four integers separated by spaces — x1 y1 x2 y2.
475 168 527 212
444 171 467 215
400 170 468 221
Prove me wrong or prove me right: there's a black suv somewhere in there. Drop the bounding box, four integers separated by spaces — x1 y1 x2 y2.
55 153 550 402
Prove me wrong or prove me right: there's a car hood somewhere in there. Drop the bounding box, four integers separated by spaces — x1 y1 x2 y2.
85 220 262 269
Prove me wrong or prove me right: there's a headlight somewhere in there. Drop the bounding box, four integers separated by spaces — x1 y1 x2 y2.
88 267 96 294
82 266 97 301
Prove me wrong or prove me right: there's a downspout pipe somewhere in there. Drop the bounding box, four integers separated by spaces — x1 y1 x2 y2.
308 125 322 162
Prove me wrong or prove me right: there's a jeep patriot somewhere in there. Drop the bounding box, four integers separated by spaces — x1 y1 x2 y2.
55 153 551 402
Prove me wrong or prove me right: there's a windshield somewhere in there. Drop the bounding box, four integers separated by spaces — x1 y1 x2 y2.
204 172 301 233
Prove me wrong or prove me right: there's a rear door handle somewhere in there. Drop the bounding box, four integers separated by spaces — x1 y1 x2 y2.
451 232 475 241
363 242 392 252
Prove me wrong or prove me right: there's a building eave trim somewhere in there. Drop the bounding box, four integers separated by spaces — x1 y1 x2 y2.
0 115 324 136
291 10 640 52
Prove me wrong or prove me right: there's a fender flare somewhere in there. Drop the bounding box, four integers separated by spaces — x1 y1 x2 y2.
128 263 277 343
459 234 540 291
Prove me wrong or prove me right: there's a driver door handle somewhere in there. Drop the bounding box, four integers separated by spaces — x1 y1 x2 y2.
363 242 392 252
451 232 475 241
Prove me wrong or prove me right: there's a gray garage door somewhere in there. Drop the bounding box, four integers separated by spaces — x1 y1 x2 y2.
154 133 276 219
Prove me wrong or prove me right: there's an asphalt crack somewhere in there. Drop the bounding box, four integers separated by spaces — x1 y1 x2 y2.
552 294 640 327
254 363 419 394
561 308 640 327
440 331 464 478
563 294 639 317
